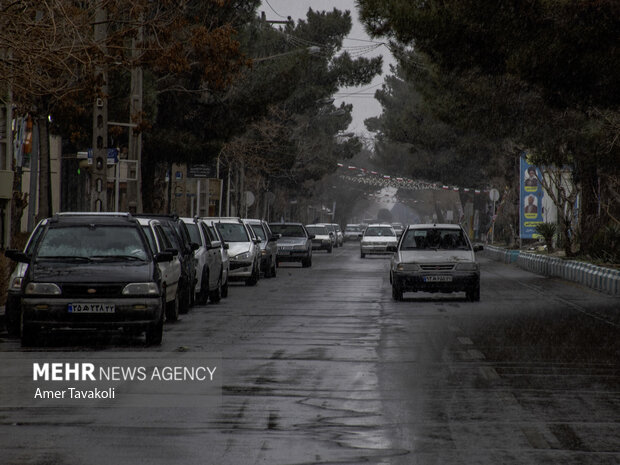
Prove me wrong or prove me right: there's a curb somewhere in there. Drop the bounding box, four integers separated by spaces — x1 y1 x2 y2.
483 246 620 297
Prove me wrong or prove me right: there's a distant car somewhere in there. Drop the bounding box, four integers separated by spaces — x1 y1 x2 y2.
343 224 363 242
269 222 313 267
244 219 279 278
4 213 167 346
210 217 261 286
305 224 333 253
389 223 482 301
137 217 182 321
134 214 197 313
360 224 398 258
181 217 224 304
200 218 230 298
314 223 338 248
391 222 404 238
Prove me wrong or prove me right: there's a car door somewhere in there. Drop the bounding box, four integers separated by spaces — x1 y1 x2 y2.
154 224 181 302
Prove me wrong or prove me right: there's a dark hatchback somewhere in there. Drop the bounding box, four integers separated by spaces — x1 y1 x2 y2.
4 213 169 346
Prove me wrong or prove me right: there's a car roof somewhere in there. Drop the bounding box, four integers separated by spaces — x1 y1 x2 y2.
269 222 303 226
205 217 243 223
408 223 462 229
50 212 136 225
367 223 394 228
243 218 265 225
134 213 179 220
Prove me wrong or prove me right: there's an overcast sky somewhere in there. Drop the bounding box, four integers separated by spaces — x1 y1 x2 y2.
259 0 396 137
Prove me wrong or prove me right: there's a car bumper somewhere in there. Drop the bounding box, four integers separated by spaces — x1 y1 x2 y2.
393 271 479 293
229 261 253 279
277 250 310 262
21 297 162 330
361 244 394 254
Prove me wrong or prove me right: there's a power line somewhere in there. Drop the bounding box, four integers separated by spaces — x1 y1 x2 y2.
264 0 287 19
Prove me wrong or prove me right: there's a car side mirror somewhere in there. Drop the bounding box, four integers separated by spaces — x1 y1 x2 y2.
358 233 363 238
270 233 281 241
308 234 315 240
223 243 229 250
329 232 334 236
165 248 179 257
154 251 174 263
473 244 484 252
208 240 221 250
254 238 262 244
4 249 29 263
386 245 397 252
190 242 200 252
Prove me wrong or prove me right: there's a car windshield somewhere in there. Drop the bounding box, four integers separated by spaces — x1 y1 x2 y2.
186 223 201 245
250 224 266 240
216 222 249 242
401 228 470 250
345 226 361 232
270 224 307 238
365 227 395 237
306 225 328 235
36 225 148 260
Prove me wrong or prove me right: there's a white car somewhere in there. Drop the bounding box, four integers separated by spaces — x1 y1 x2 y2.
208 217 261 286
137 217 182 321
360 224 398 258
200 218 230 298
305 224 333 253
389 224 482 301
181 217 224 304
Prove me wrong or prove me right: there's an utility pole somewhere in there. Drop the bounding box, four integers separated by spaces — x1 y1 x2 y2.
0 89 14 248
91 3 108 212
127 18 143 213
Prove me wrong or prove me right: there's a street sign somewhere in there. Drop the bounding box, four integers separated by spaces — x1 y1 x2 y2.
187 163 213 178
245 191 255 207
489 188 500 202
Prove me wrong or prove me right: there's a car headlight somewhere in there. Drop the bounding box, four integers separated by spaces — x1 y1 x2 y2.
122 282 159 296
25 282 61 295
396 263 420 272
234 252 251 260
455 262 479 271
10 277 23 290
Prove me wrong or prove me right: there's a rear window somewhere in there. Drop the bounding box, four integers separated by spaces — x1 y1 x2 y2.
400 228 470 250
269 224 307 238
186 223 201 245
365 227 395 237
36 225 148 260
306 225 328 234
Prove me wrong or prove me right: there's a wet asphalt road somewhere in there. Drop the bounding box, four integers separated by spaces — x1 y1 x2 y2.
0 242 619 464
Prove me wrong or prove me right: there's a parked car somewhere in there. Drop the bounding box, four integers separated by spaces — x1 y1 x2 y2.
200 218 230 297
305 224 333 253
137 217 182 321
343 224 363 241
269 222 314 267
210 217 261 286
4 218 47 336
360 224 398 258
389 223 482 301
134 214 197 313
4 212 168 346
244 219 279 278
391 222 405 238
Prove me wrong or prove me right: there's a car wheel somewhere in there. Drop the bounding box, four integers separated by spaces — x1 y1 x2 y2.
179 280 191 314
221 276 229 298
145 305 164 346
209 274 222 303
466 284 480 302
360 251 365 258
5 297 21 337
302 255 312 268
196 269 209 305
20 313 38 347
270 260 277 278
392 281 403 301
328 246 332 253
246 263 259 286
166 292 180 322
264 259 272 278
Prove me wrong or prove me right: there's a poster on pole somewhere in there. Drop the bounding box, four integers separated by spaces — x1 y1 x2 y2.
519 153 544 239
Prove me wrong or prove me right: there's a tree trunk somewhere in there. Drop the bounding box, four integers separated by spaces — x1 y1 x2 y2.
35 116 51 221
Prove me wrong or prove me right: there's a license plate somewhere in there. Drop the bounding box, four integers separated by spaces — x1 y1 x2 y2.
68 303 115 314
278 250 290 255
423 275 453 283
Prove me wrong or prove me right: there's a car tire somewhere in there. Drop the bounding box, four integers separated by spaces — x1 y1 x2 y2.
209 274 222 303
302 255 312 268
221 276 229 298
166 292 180 322
264 260 272 278
178 280 190 314
360 252 365 258
20 313 37 347
5 298 21 337
246 263 259 286
328 246 332 254
392 281 403 301
466 284 480 302
270 260 277 278
145 307 164 346
196 269 209 305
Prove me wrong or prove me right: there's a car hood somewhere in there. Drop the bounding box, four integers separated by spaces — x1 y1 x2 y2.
31 260 153 284
278 237 307 246
398 249 474 263
362 236 397 243
227 242 252 257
